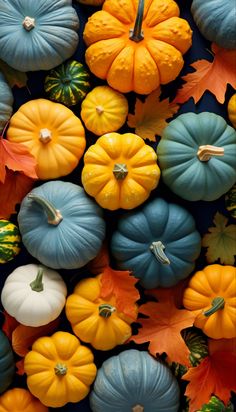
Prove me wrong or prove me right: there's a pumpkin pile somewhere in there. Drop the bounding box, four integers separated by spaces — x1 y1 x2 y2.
0 0 236 411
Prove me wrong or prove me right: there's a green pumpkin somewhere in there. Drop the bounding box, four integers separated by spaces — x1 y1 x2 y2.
225 184 236 219
197 396 233 411
0 220 21 264
0 72 13 133
44 60 90 106
0 330 15 394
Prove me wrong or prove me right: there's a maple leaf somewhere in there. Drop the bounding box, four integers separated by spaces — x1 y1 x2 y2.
0 170 35 219
1 311 19 340
146 278 189 309
16 359 25 376
127 88 179 141
130 300 196 366
100 266 140 320
174 43 236 104
202 212 236 265
0 59 28 88
87 242 110 275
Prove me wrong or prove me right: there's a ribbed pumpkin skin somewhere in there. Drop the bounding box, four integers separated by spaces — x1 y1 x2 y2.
90 349 180 412
17 181 106 269
157 112 236 201
0 0 79 72
111 198 201 289
0 388 49 412
0 220 21 264
0 73 13 133
44 60 90 107
227 94 236 128
0 331 15 394
191 0 236 49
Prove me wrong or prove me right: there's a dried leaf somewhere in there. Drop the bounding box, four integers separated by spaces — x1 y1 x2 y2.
127 88 179 141
2 311 19 340
16 359 25 376
0 59 28 88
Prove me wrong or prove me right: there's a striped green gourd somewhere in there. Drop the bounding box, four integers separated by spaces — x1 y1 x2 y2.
0 220 21 263
44 60 90 106
196 396 234 411
225 184 236 219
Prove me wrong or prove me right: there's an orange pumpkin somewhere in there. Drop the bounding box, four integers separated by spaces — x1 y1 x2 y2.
83 0 192 94
0 388 48 412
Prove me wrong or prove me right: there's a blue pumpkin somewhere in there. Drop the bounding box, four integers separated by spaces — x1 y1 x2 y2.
17 181 106 269
111 198 201 289
0 330 15 394
0 72 13 133
90 349 180 412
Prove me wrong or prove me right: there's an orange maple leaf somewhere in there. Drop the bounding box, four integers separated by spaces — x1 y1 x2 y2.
0 170 35 219
174 43 236 104
2 310 19 340
16 359 25 376
131 300 196 366
146 278 189 309
100 266 140 320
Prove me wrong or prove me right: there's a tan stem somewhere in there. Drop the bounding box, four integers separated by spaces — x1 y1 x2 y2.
39 128 52 143
96 105 104 115
113 163 128 180
197 145 224 162
132 405 144 412
22 16 35 31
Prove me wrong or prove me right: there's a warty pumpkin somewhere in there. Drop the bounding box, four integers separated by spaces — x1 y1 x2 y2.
0 388 48 412
83 0 192 94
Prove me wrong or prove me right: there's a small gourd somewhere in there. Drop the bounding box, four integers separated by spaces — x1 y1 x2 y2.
0 220 21 264
0 72 13 133
227 94 236 128
0 388 49 412
225 184 236 219
0 331 15 394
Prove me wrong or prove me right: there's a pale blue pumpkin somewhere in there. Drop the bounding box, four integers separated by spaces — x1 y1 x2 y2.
157 112 236 201
191 0 236 49
90 349 180 412
17 181 106 269
0 330 15 394
0 72 13 133
111 198 201 289
0 0 79 72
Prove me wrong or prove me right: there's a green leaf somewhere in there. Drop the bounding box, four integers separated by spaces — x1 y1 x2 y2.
0 59 28 88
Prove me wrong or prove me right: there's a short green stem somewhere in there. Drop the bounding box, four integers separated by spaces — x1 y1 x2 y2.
30 267 44 292
28 193 63 225
129 0 144 42
61 77 72 85
113 163 128 180
203 297 225 317
150 241 170 264
54 363 67 376
99 304 116 318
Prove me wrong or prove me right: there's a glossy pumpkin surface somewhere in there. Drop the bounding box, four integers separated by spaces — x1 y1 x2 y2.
83 0 192 94
157 112 236 201
183 264 236 339
0 388 48 412
6 98 86 180
0 72 13 133
111 198 201 289
65 275 136 350
24 331 97 408
0 331 15 394
90 349 180 412
82 132 160 210
0 0 79 72
17 181 106 269
228 94 236 128
0 220 21 264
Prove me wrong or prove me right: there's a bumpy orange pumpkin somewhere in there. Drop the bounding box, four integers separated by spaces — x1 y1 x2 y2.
0 388 48 412
83 0 192 94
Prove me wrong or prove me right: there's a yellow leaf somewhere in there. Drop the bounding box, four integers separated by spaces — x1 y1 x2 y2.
127 88 179 141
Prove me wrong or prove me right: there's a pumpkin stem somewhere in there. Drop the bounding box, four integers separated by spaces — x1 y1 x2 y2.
203 297 225 317
197 145 224 162
27 194 63 226
61 76 72 85
30 267 44 292
150 241 170 264
129 0 145 42
132 405 144 412
113 163 128 180
54 363 67 376
96 105 104 115
39 128 52 144
99 304 116 318
22 16 35 31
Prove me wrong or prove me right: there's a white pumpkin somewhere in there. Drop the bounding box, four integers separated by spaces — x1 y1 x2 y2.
1 264 67 327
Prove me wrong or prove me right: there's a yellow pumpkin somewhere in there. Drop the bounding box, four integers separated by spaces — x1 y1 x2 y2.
228 93 236 128
6 99 86 180
183 264 236 339
80 85 129 135
65 275 137 350
81 132 160 210
24 331 97 407
0 388 48 412
83 0 192 94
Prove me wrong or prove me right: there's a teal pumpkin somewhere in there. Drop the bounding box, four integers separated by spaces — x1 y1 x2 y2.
111 198 201 289
44 60 90 107
191 0 236 49
0 0 79 72
225 184 236 219
17 181 106 269
0 72 13 132
90 349 180 412
157 112 236 201
0 330 15 394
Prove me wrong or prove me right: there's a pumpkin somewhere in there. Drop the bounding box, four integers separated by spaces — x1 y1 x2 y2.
44 60 90 107
17 181 106 269
111 197 201 289
0 388 48 412
0 72 13 133
65 275 137 351
6 98 86 180
81 132 160 210
83 0 192 94
157 112 236 201
0 0 79 72
227 94 236 128
90 349 180 412
24 331 97 407
183 264 236 339
80 85 129 135
225 184 236 219
0 331 15 394
1 264 67 327
197 396 234 412
191 0 236 49
0 220 21 264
